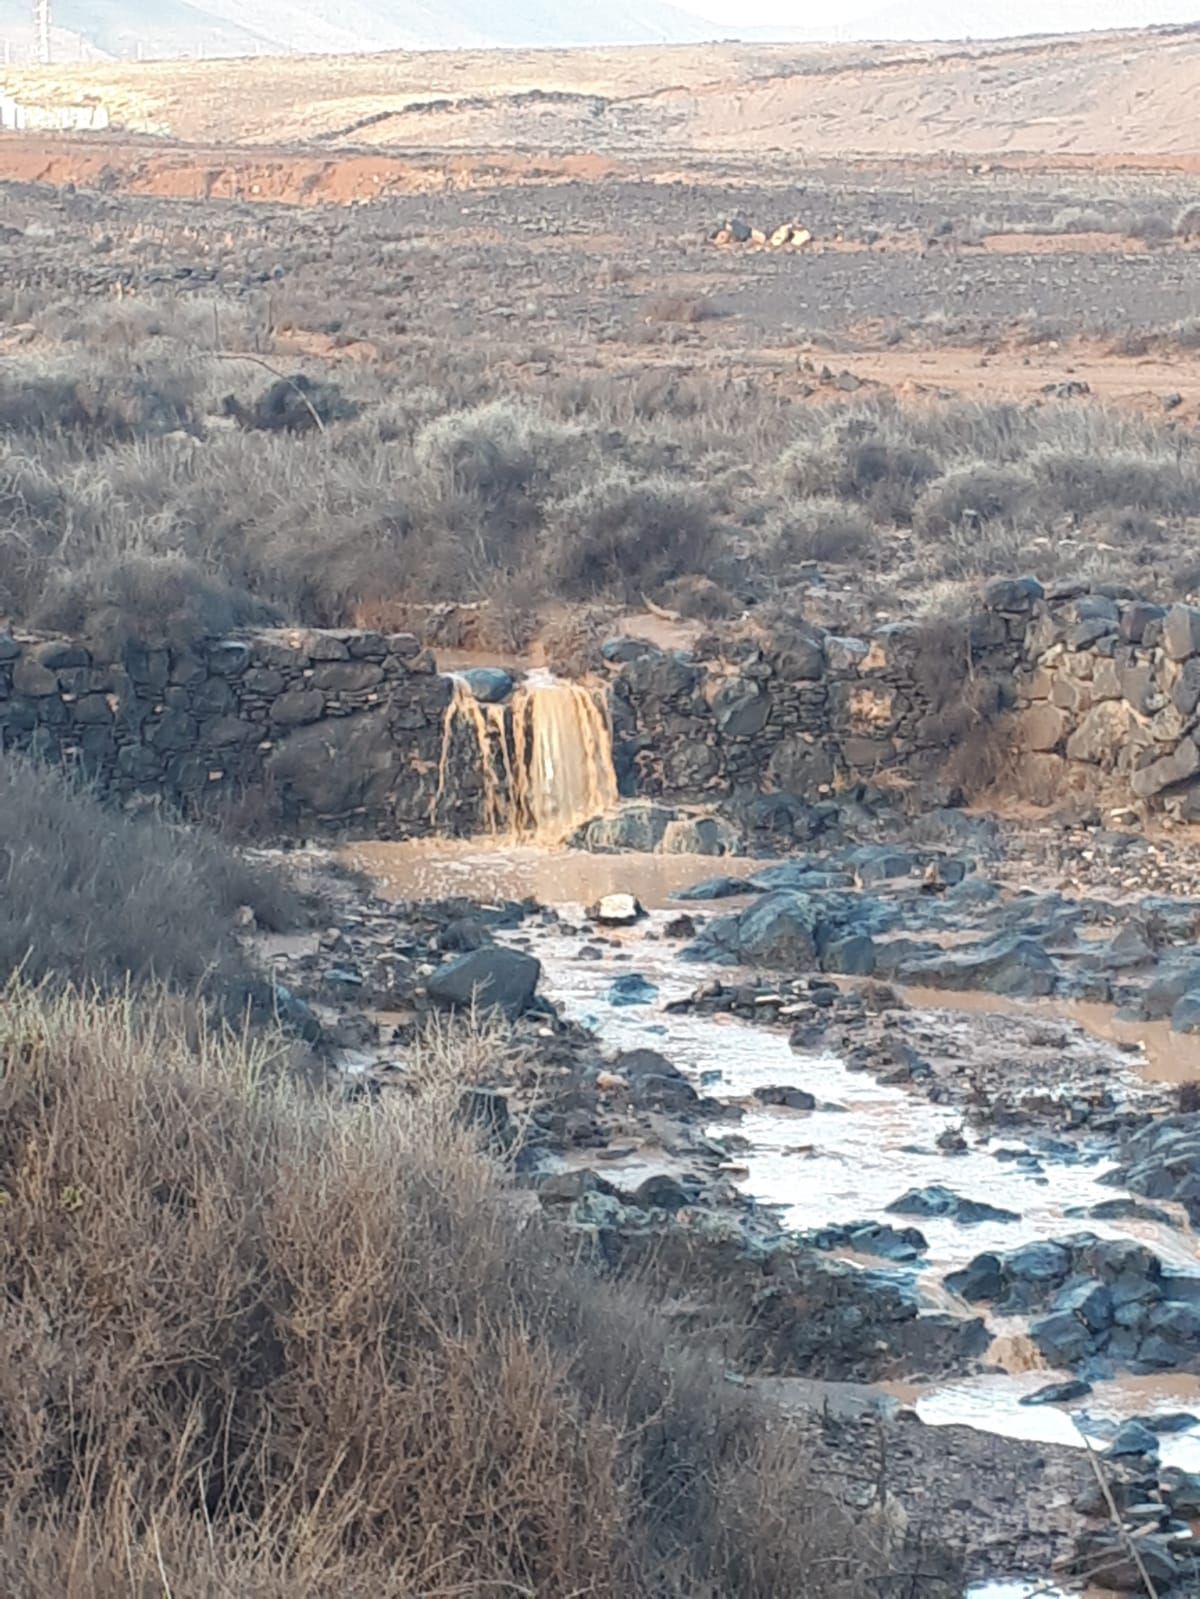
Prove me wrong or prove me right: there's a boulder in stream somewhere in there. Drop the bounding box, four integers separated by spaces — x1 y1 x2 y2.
589 893 646 926
460 666 514 704
426 947 541 1019
886 1186 1020 1226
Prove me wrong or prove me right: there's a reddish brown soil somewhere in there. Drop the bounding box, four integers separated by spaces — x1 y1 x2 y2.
0 135 626 204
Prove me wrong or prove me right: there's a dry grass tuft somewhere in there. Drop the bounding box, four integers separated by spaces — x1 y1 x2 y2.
0 982 926 1597
0 757 304 999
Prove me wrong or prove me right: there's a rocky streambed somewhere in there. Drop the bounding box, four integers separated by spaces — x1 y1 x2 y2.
256 811 1200 1594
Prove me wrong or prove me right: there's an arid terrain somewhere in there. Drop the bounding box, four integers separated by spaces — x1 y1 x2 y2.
2 21 1200 1599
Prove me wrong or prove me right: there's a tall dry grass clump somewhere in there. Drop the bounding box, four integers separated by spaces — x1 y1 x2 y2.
0 758 303 1000
0 983 929 1598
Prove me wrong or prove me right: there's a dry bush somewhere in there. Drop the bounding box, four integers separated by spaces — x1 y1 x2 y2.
1116 207 1176 244
536 602 618 677
31 551 274 654
762 496 877 564
905 615 1012 791
0 983 924 1599
547 472 720 601
1029 447 1198 519
780 421 938 523
0 356 200 441
643 293 722 325
0 756 303 998
1176 202 1200 241
912 462 1035 539
1048 205 1115 234
6 309 1200 638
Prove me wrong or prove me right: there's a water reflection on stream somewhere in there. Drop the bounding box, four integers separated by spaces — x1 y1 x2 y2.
351 842 1200 1478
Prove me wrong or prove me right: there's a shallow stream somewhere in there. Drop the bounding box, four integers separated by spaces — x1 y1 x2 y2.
349 840 1200 1486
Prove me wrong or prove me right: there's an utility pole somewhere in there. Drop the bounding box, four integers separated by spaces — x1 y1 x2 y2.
34 0 51 65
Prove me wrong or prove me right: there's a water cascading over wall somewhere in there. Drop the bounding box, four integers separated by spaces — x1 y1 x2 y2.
432 675 618 842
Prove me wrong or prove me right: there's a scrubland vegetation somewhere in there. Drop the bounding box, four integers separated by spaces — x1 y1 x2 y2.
0 757 305 1000
0 975 924 1598
0 749 920 1593
3 292 1200 654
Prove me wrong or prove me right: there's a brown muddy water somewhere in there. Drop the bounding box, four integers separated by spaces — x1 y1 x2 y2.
350 840 1200 1486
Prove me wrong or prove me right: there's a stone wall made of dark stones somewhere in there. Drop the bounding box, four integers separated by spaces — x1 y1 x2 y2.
611 586 1032 813
1012 586 1200 819
0 626 478 836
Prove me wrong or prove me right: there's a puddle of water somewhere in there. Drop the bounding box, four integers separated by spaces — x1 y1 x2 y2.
901 985 1200 1087
917 1369 1200 1473
346 840 762 912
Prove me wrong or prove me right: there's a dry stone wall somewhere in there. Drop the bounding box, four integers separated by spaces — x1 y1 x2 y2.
1012 588 1200 819
6 577 1200 837
612 577 1200 822
0 626 475 836
611 585 1032 814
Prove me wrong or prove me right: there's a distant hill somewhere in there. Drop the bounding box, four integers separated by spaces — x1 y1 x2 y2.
0 0 712 61
3 23 1198 159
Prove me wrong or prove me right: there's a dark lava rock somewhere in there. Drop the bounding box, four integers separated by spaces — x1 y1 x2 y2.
886 1185 1020 1225
601 636 659 665
1161 1468 1200 1517
607 973 659 1007
821 931 877 975
614 1048 700 1111
1104 1419 1161 1461
949 1234 1200 1376
753 1084 816 1111
984 574 1044 612
1139 1411 1198 1435
715 890 821 966
460 666 513 703
1066 1527 1187 1593
805 1220 928 1263
898 933 1057 998
226 373 359 433
1074 1197 1176 1227
437 916 493 952
630 1174 694 1212
578 803 677 853
673 875 756 902
537 1169 616 1205
1105 1112 1200 1224
1019 1378 1093 1406
427 947 541 1019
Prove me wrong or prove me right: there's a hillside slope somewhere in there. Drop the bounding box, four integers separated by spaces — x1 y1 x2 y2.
1 25 1198 157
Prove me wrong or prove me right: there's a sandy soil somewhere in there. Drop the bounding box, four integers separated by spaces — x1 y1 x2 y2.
2 25 1200 159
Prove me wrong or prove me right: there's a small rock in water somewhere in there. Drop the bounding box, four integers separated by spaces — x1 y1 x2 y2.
1103 1418 1161 1461
426 947 541 1019
607 973 659 1007
1019 1378 1093 1407
1138 1411 1199 1435
461 666 513 703
886 1185 1020 1225
589 893 646 926
753 1084 817 1111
